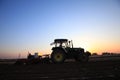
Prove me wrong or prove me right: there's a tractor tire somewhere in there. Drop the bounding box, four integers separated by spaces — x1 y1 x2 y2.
51 50 66 63
76 54 89 62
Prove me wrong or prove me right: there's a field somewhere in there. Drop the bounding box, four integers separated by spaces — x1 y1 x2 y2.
0 56 120 80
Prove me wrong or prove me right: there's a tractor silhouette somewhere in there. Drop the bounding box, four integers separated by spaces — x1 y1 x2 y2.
50 39 91 63
15 39 91 65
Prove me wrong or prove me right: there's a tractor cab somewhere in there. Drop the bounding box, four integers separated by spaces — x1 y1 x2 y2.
50 39 73 48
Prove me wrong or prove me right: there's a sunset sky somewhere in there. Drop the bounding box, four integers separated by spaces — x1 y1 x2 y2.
0 0 120 59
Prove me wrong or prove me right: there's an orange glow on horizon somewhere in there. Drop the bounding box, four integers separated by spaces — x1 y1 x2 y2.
0 40 120 59
89 42 120 54
72 37 120 55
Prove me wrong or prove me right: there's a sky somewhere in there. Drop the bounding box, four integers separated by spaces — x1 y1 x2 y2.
0 0 120 59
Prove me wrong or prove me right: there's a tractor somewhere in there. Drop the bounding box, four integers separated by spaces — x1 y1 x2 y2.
15 39 91 65
50 39 91 63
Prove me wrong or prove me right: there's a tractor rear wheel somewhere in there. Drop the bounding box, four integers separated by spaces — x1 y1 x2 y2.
51 50 66 63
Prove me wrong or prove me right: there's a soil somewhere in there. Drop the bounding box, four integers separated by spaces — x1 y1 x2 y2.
0 59 120 80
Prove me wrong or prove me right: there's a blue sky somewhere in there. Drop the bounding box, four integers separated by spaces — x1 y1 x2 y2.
0 0 120 58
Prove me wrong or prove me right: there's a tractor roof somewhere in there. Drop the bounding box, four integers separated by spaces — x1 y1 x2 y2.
54 39 68 43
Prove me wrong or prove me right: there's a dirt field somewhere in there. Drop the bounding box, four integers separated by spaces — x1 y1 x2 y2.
0 57 120 80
